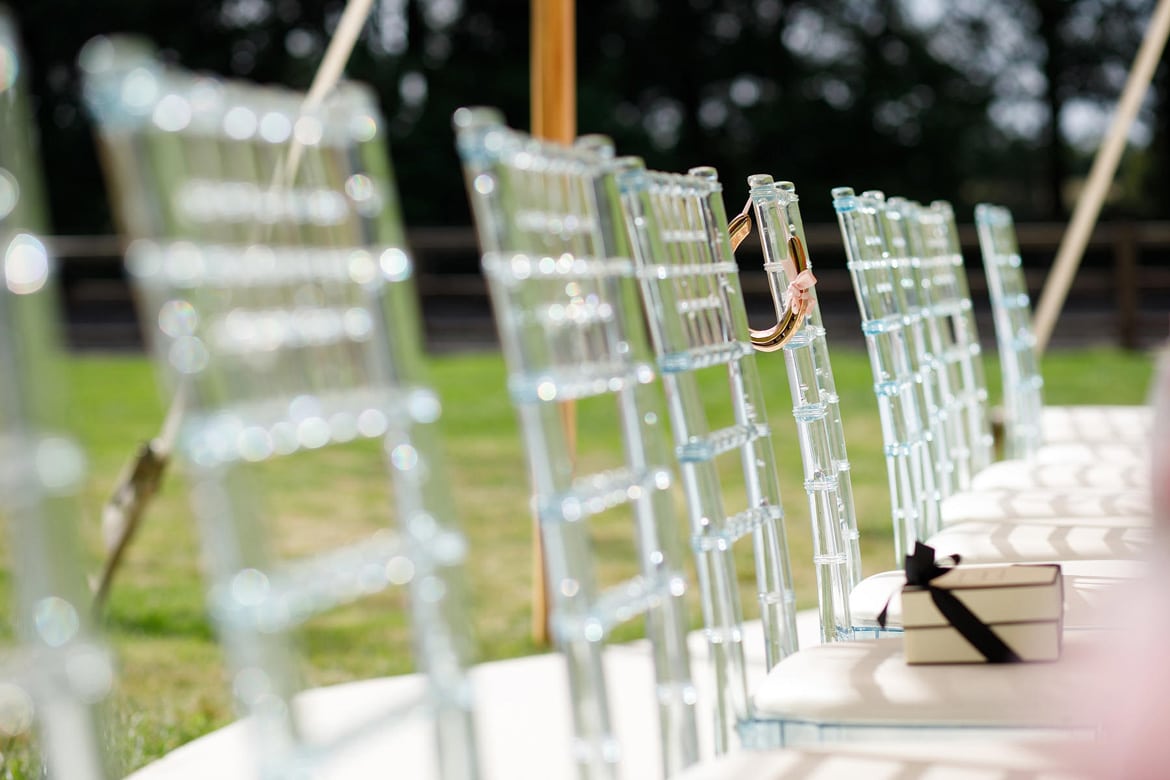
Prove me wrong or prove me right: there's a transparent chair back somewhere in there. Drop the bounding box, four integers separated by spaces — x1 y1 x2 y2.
746 176 860 635
912 200 995 483
618 161 801 751
974 204 1045 460
0 11 114 778
81 40 478 779
869 197 967 504
455 108 698 779
832 188 939 562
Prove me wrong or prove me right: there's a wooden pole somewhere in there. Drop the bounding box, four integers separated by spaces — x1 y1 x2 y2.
530 0 576 645
1032 0 1170 356
280 0 375 186
532 0 576 143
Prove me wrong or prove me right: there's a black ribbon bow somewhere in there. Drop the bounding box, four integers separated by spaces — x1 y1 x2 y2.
879 542 1021 663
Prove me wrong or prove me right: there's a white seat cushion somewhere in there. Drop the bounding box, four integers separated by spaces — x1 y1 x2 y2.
925 519 1149 563
1030 441 1149 465
1042 405 1151 445
752 633 1104 729
674 739 1094 779
849 560 1145 630
940 488 1150 526
972 459 1147 490
1029 439 1146 463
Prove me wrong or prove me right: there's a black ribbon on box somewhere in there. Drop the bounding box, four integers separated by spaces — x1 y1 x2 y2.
878 542 1022 663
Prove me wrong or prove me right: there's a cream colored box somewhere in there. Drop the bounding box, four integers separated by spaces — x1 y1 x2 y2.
902 564 1063 664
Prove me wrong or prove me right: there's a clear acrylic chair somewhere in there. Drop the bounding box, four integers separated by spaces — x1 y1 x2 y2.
82 39 479 779
893 198 995 492
871 196 961 503
835 187 1148 564
912 201 1147 493
974 203 1151 456
744 176 862 608
831 188 940 560
899 197 1125 498
734 179 1141 636
913 201 995 478
0 10 115 778
737 177 931 638
610 180 1117 749
747 177 861 584
454 108 699 779
615 160 809 751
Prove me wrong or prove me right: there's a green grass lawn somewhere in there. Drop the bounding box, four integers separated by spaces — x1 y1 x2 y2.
0 345 1157 777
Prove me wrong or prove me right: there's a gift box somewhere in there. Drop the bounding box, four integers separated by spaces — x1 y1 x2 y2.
900 544 1063 664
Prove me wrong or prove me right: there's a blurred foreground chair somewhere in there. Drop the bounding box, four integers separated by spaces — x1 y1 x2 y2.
0 10 116 778
82 38 480 779
455 108 700 779
974 203 1152 456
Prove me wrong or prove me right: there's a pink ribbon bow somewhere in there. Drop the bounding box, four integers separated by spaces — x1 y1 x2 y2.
786 269 817 320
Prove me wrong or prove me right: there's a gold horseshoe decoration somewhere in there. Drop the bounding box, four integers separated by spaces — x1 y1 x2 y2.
728 209 752 253
727 199 813 353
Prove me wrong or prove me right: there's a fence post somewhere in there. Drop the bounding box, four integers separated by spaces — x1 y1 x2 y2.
1115 222 1139 350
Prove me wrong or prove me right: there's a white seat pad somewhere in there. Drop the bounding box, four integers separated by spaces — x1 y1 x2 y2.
674 738 1095 779
940 488 1150 526
1030 441 1148 465
925 519 1149 563
849 560 1145 630
971 460 1147 491
1042 405 1151 445
752 633 1104 728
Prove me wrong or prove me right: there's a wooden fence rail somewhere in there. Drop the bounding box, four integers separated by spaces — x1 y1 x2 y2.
49 222 1170 352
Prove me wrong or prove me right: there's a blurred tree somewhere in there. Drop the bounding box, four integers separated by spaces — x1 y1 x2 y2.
1151 46 1170 216
1036 0 1071 218
970 0 1163 218
1057 0 1165 217
3 0 1166 235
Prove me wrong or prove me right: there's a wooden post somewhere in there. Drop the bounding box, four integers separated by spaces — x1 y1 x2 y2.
1032 0 1170 355
529 0 576 645
1115 222 1139 350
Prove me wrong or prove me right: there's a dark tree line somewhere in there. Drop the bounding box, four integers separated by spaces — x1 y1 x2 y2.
5 0 1167 236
